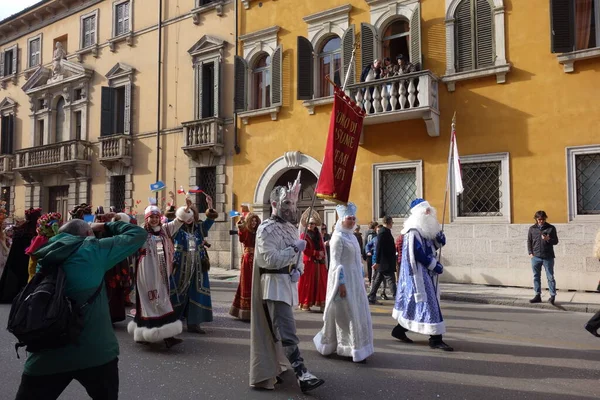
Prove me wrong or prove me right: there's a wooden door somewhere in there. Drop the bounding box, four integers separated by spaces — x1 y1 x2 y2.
48 186 69 218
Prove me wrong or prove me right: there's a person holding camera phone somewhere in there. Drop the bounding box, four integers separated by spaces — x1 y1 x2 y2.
527 210 559 305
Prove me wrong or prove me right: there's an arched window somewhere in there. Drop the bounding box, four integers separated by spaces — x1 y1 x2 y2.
252 53 271 110
382 19 410 63
454 0 494 72
55 96 66 142
318 36 342 97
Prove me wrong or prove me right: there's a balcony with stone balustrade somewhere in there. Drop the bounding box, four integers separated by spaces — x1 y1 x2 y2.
182 117 225 160
98 134 132 170
0 154 14 179
344 70 440 137
14 140 92 182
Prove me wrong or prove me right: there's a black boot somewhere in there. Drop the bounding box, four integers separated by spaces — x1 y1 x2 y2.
548 296 556 305
429 335 453 351
391 324 413 343
585 324 600 338
529 294 542 303
296 369 325 393
164 337 183 348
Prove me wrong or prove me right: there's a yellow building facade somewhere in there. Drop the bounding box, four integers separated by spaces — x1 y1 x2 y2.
234 0 600 290
0 0 237 267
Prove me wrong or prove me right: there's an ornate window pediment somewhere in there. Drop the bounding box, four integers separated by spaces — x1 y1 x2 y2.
105 62 135 84
22 59 93 94
0 97 17 115
188 35 226 62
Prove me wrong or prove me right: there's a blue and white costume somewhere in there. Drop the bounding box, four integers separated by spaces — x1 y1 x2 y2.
391 198 453 351
392 226 444 335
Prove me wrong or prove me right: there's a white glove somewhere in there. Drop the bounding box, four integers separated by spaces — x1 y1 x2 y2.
290 269 301 283
294 239 307 252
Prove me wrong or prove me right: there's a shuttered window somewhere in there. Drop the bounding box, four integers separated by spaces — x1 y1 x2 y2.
252 53 271 110
454 0 494 72
101 85 132 136
82 15 97 48
551 0 599 53
1 46 18 77
341 25 355 86
234 56 247 112
297 36 314 100
318 37 341 97
115 2 130 37
29 38 41 68
0 114 14 155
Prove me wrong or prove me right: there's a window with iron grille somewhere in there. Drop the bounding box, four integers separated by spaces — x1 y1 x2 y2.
196 167 216 213
454 0 494 72
458 160 502 217
378 167 418 219
575 153 600 215
111 176 126 212
1 187 10 215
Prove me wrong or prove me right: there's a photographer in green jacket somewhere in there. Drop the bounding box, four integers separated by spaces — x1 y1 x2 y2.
15 218 146 400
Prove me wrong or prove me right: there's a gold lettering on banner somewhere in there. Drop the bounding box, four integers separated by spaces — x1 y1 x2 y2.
333 107 360 186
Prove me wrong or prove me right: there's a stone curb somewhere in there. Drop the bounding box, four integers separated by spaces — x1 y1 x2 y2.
441 293 598 314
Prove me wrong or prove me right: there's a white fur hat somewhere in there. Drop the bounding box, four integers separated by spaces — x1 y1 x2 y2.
144 205 161 219
175 206 194 223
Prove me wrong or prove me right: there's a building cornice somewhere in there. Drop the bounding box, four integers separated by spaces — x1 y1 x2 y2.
239 26 280 43
303 4 352 24
0 0 103 48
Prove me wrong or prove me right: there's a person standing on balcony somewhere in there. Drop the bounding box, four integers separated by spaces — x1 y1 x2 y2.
0 207 41 303
527 210 559 305
127 198 192 348
229 212 261 321
170 196 218 334
360 59 382 83
393 54 417 75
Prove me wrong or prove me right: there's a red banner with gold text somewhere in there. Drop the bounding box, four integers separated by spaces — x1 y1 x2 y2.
316 86 366 204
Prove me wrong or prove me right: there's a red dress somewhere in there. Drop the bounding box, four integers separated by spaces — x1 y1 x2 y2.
229 227 256 321
298 230 328 310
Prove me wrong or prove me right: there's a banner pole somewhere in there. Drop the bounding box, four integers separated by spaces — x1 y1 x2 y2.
438 112 456 266
297 40 359 267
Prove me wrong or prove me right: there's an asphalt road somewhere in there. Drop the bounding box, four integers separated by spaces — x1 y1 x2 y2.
1 281 599 400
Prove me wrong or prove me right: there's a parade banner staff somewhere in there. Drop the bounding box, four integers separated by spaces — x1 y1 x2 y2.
315 86 366 204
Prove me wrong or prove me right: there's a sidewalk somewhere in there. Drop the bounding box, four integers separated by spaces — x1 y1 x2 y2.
208 267 600 314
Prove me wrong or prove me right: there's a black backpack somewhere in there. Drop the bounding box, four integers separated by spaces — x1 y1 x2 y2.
6 244 103 358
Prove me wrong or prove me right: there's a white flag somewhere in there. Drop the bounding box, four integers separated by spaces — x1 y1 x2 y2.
452 130 464 195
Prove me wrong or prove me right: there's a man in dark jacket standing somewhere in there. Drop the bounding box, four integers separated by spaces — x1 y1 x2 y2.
368 216 397 305
527 210 559 305
364 222 377 284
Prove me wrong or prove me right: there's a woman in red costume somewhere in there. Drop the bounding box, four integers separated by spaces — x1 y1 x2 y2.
229 213 261 321
298 211 327 312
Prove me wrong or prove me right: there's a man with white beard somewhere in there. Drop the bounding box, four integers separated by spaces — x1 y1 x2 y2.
391 198 453 351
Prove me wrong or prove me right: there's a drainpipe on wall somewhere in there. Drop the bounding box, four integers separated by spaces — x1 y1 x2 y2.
229 0 240 271
155 0 163 200
233 0 240 155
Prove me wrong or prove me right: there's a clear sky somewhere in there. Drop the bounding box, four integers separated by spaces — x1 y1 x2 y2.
0 0 42 22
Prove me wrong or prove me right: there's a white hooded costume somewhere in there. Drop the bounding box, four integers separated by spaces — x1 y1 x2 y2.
313 202 374 362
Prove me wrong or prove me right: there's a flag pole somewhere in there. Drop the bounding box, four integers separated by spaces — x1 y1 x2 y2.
438 112 456 267
441 112 456 234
